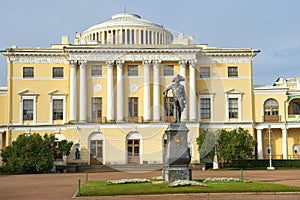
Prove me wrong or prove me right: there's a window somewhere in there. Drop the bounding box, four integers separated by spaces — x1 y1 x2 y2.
92 97 102 122
164 97 174 122
200 67 210 78
53 99 63 120
127 65 138 76
23 99 33 120
91 65 102 76
293 102 300 114
23 67 34 78
128 97 138 122
228 66 238 77
229 98 238 118
53 67 63 78
200 98 211 119
163 65 174 76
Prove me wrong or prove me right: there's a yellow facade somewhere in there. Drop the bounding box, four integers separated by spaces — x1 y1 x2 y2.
0 13 298 167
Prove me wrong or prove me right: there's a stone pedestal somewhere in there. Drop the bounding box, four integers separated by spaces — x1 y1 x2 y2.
162 123 192 182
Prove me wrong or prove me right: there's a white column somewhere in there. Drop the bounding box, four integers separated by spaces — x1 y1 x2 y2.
282 127 288 159
153 60 161 121
119 29 123 44
106 61 114 121
69 61 77 122
143 60 151 121
144 30 147 44
257 129 263 159
79 61 87 123
116 60 124 122
101 31 105 44
139 29 142 44
124 29 128 44
179 60 187 121
189 60 197 121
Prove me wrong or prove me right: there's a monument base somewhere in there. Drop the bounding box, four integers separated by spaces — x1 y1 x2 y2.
162 166 192 182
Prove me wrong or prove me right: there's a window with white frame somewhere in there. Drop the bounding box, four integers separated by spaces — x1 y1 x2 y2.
200 98 211 119
23 99 33 120
163 65 174 76
53 99 63 120
49 92 66 124
91 65 102 76
228 98 238 118
200 67 210 78
19 94 37 124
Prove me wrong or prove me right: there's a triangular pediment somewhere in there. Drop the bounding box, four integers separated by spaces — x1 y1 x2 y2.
18 90 38 96
225 88 244 94
197 89 214 95
48 90 67 96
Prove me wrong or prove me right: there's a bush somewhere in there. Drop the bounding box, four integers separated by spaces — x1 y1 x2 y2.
1 133 73 174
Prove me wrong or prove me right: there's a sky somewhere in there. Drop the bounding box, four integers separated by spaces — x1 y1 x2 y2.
1 0 300 86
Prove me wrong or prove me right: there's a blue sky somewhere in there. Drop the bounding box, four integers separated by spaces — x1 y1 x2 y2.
1 0 300 86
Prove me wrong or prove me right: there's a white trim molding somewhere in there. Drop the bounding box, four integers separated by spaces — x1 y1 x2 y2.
49 90 67 124
225 89 243 122
18 90 38 125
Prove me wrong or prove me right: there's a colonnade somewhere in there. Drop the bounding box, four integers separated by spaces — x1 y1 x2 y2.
84 28 172 45
256 127 288 159
69 60 198 123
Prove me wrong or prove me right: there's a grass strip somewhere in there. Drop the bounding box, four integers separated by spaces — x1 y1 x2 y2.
80 180 300 196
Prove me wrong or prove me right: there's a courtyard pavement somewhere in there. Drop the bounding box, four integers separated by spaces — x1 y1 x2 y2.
0 169 299 200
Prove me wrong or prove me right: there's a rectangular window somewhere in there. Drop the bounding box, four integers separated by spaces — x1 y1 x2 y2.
23 99 33 120
200 98 211 119
228 66 238 77
229 98 238 118
52 67 63 78
164 65 174 76
200 67 210 78
128 97 138 122
92 97 102 122
53 99 63 120
23 67 34 78
91 65 102 76
127 65 138 76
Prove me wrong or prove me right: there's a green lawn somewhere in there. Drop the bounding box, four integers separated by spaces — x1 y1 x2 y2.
79 180 300 197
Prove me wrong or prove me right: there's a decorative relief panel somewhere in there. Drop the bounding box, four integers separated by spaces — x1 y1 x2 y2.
198 55 252 64
70 52 196 62
10 55 68 64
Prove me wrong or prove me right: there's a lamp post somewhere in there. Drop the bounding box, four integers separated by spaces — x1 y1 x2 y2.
267 125 275 170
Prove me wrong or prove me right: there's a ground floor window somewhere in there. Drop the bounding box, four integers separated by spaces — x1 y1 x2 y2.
127 139 140 164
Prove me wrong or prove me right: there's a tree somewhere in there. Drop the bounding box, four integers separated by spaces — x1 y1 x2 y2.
196 130 220 162
197 128 257 167
1 133 73 174
218 128 257 166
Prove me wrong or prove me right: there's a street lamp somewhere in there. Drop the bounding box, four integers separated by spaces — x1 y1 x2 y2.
267 125 275 170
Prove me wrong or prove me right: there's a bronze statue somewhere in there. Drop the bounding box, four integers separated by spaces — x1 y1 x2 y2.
163 74 187 123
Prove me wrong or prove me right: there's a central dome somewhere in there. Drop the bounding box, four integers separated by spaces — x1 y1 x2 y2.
80 13 173 45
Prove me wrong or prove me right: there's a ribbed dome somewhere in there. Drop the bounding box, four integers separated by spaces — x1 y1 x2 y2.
80 13 173 45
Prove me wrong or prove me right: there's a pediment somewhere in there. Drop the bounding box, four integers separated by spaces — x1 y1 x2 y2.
18 90 38 96
197 89 214 95
48 90 67 96
225 88 244 94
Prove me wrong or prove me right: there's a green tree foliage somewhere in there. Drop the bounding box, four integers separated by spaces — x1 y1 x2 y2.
197 128 257 166
196 130 220 162
1 133 73 174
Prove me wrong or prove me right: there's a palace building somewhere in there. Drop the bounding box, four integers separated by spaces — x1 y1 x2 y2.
0 13 299 167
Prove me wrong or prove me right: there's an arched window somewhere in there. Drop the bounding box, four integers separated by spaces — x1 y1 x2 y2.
264 99 279 121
